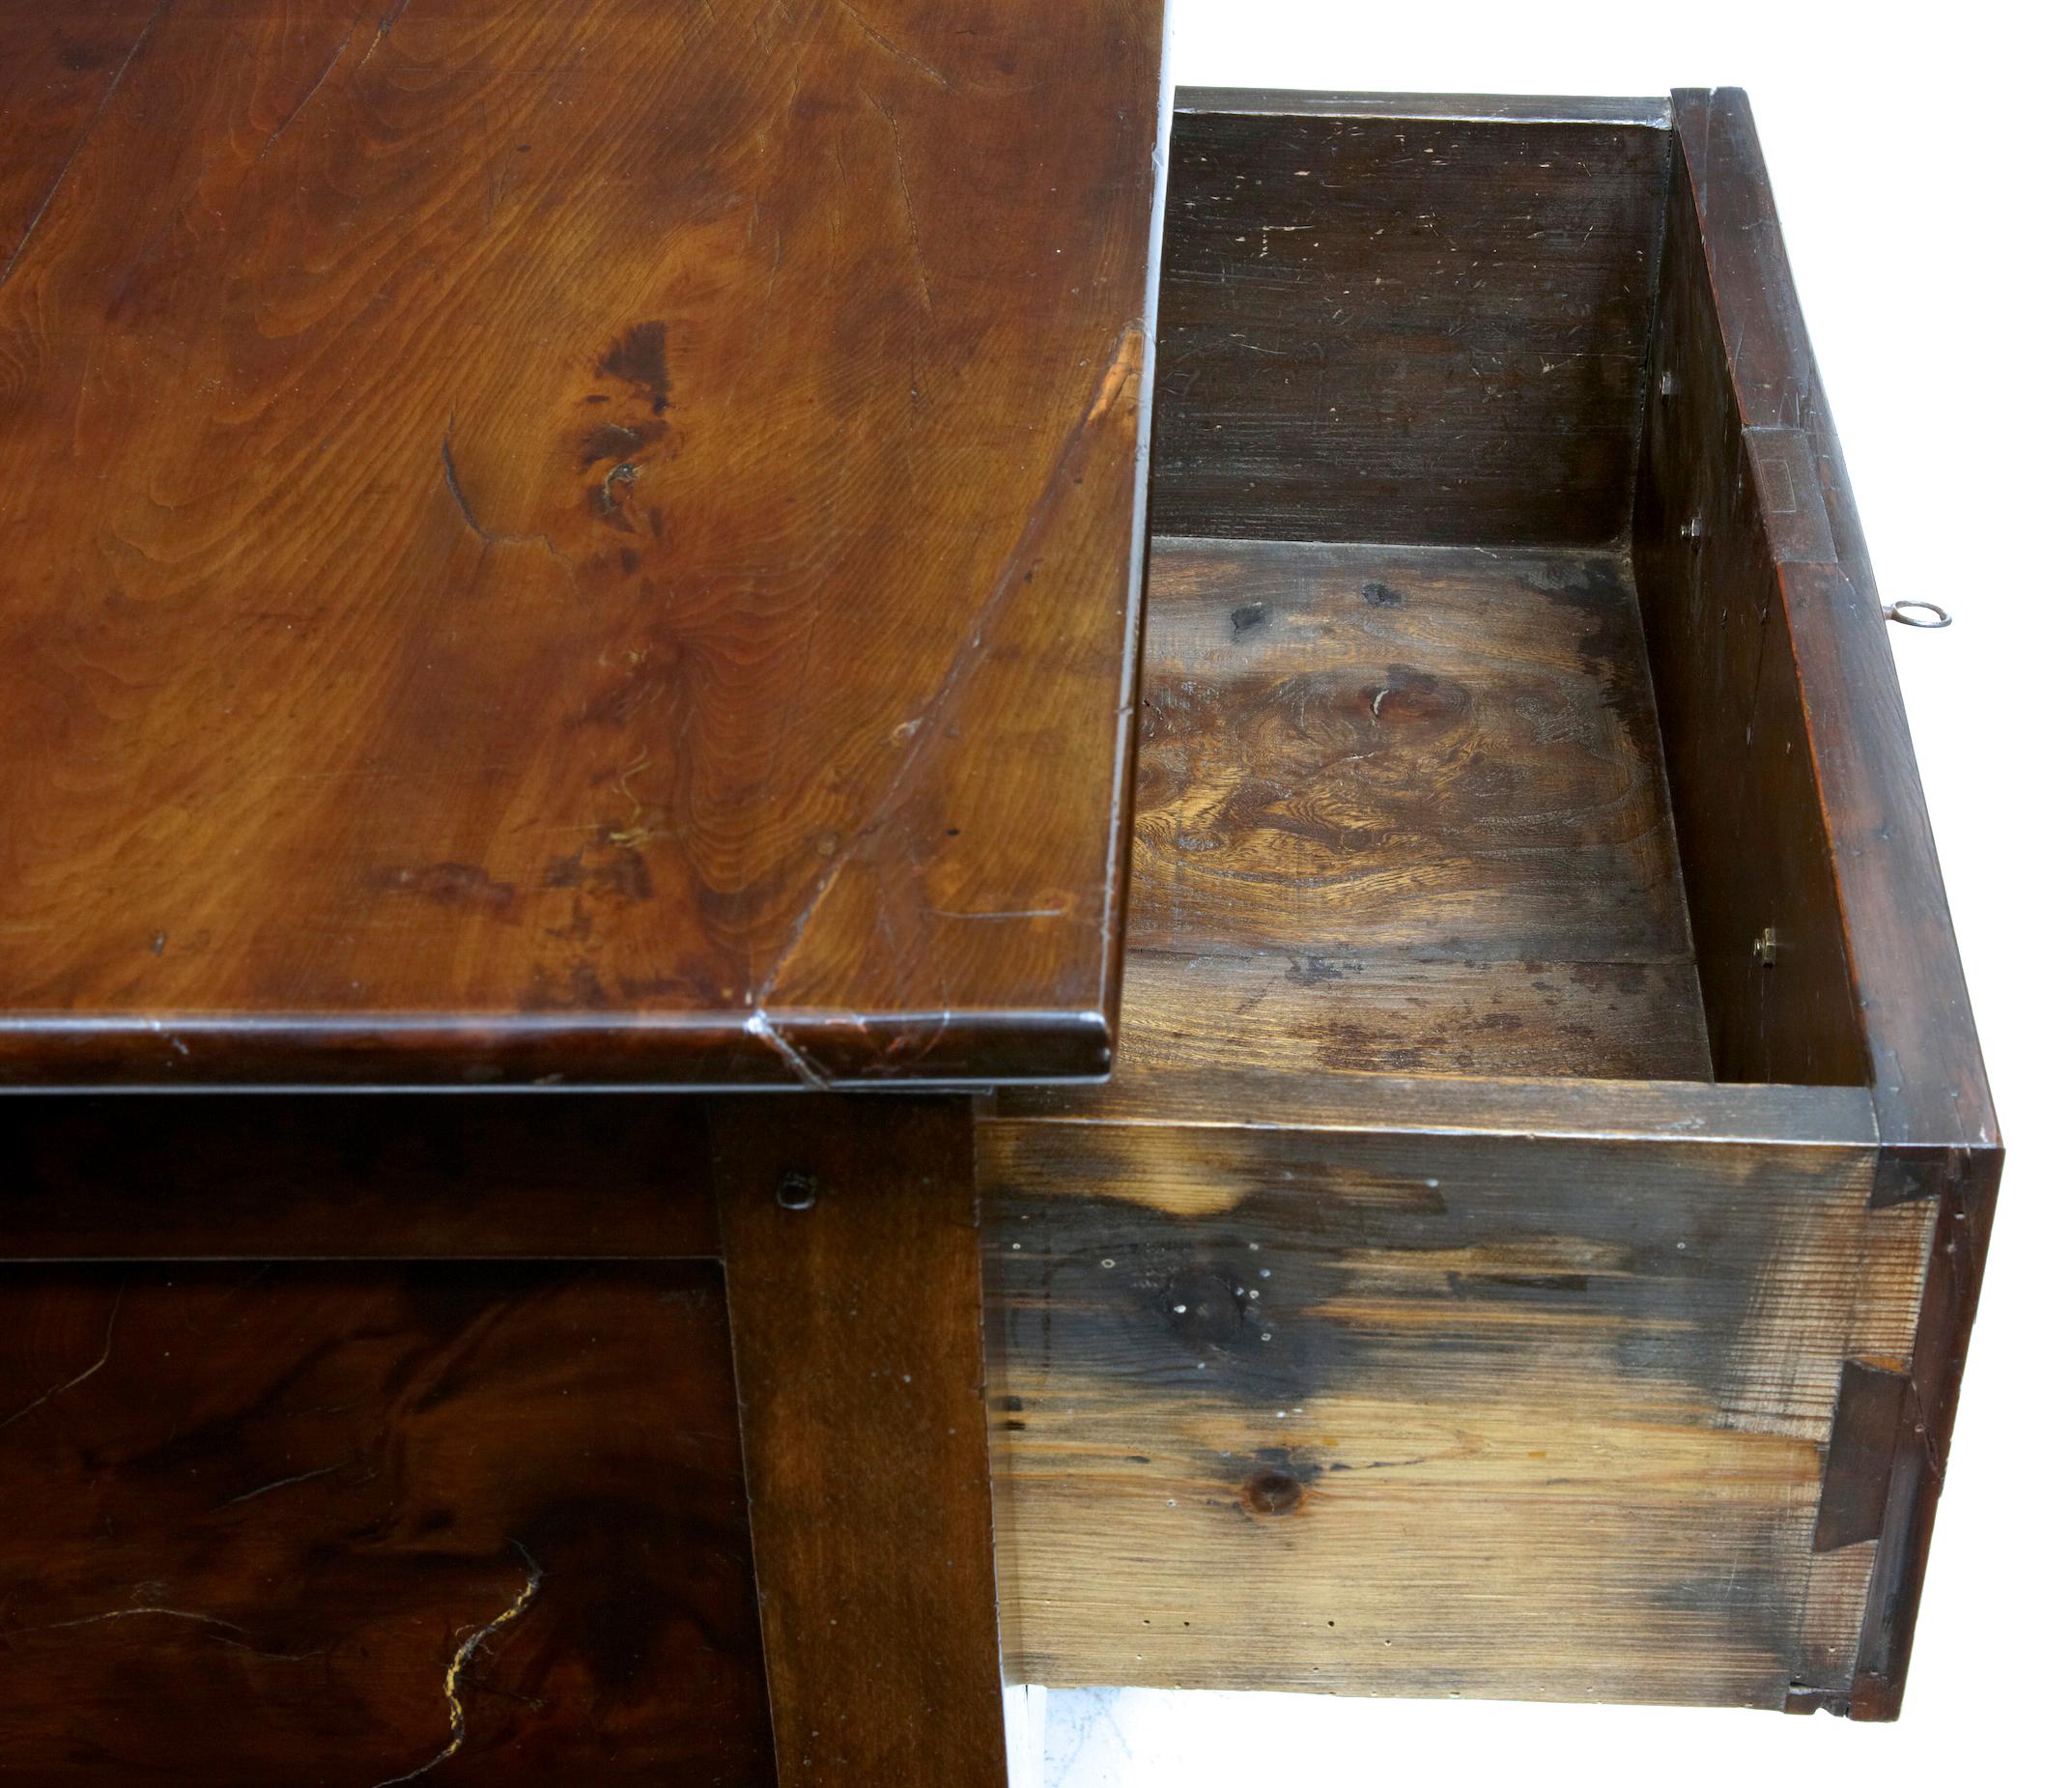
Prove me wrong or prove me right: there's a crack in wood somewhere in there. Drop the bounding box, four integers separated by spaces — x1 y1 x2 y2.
440 421 575 569
831 0 951 89
0 1285 123 1433
751 322 1143 1015
371 1540 543 1788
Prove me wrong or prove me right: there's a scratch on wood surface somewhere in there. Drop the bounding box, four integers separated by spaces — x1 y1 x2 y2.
927 907 1068 922
0 0 173 295
0 1286 123 1433
746 1009 832 1090
752 325 1144 1008
832 0 951 88
212 1460 348 1512
358 0 417 70
7 1605 244 1641
866 94 935 313
256 0 381 163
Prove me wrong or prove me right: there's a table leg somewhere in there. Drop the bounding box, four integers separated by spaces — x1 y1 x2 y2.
714 1095 1008 1786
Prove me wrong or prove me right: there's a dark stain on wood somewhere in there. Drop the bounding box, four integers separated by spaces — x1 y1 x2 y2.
596 321 672 414
986 1125 1883 1422
378 861 518 915
1238 1452 1316 1519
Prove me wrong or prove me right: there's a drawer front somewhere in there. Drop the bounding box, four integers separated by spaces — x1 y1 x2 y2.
981 1121 1935 1709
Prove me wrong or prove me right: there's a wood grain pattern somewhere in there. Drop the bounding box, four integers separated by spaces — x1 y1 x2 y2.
1120 536 1708 1086
713 1096 1006 1786
0 0 1164 1088
1153 95 1669 545
1649 87 2002 1717
0 1263 774 1781
1661 89 1995 1174
1631 125 1864 1091
973 87 1998 1724
1001 1067 1874 1142
0 1093 721 1260
981 1121 1935 1709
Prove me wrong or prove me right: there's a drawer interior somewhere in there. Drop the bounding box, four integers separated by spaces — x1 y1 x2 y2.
977 93 1936 1715
1132 535 1705 1083
1130 92 1862 1092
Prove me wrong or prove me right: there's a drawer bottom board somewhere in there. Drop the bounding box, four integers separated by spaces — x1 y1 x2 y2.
1125 536 1713 1092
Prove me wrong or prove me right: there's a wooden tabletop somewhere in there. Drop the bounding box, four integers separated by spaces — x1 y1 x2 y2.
0 0 1164 1087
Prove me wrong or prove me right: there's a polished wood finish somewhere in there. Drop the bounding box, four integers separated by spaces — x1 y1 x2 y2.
983 1120 1933 1708
1121 535 1707 1087
3 5 1144 1775
0 1263 774 1781
0 0 1164 1088
714 1097 1007 1786
1153 95 1670 546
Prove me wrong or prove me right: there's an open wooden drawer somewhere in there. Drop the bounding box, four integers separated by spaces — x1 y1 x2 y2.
979 88 1998 1718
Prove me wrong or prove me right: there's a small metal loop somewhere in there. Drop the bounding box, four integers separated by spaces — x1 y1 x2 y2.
1884 600 1952 630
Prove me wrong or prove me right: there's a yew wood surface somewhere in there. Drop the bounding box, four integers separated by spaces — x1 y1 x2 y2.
0 1263 775 1781
0 0 1164 1087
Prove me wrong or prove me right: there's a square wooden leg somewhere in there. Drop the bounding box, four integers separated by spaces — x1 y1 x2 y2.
715 1096 1008 1786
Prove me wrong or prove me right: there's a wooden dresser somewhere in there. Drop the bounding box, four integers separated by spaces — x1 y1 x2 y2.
0 4 1995 1779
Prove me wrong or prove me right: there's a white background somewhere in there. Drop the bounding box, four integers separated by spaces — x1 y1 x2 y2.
1022 2 2071 1781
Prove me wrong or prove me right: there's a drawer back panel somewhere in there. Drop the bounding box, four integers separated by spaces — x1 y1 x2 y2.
1152 98 1672 547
